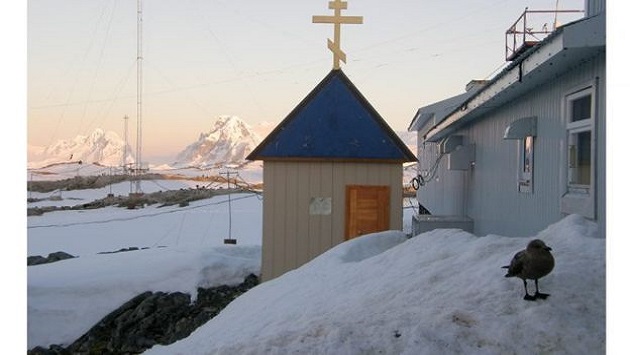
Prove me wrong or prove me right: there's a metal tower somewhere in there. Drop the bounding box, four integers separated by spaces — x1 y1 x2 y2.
132 0 144 195
122 115 129 171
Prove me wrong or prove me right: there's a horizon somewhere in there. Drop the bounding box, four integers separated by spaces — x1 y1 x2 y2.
26 115 279 165
27 0 586 160
27 115 418 166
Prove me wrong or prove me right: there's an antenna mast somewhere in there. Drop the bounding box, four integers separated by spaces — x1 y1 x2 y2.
123 115 129 171
133 0 144 194
553 0 561 29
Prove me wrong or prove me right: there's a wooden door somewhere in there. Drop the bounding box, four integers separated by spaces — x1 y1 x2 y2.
345 185 390 240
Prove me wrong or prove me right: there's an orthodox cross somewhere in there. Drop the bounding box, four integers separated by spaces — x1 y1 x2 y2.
312 0 363 69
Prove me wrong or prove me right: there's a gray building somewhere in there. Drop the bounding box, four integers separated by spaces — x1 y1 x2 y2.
408 2 606 238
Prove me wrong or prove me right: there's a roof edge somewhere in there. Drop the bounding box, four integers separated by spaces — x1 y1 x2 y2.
248 69 416 162
249 156 415 164
423 12 605 142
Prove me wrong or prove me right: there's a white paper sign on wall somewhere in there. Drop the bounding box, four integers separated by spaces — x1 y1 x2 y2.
309 197 332 215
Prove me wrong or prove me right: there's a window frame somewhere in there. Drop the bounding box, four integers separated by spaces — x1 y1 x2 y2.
561 83 597 218
565 86 595 193
517 135 534 194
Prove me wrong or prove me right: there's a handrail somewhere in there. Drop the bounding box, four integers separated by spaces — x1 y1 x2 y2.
505 8 583 61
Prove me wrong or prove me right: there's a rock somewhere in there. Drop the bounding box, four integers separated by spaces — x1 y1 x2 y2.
97 247 140 255
27 255 48 266
28 252 76 266
29 274 260 355
27 344 70 355
47 251 75 263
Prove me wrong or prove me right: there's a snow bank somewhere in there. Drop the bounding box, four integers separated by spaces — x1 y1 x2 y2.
27 245 261 349
146 214 604 354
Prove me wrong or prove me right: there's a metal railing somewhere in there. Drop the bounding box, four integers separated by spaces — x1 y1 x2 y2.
505 8 583 61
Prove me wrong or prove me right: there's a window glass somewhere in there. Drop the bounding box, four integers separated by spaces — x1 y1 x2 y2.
571 95 592 122
568 130 591 186
523 136 533 174
518 135 534 193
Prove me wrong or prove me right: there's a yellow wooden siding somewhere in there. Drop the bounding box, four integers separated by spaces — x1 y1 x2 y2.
261 161 403 281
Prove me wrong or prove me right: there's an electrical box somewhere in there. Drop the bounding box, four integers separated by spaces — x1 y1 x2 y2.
448 144 475 170
439 135 463 154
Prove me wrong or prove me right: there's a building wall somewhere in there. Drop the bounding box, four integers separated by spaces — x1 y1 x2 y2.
261 161 403 281
416 141 467 216
416 52 605 237
586 0 605 17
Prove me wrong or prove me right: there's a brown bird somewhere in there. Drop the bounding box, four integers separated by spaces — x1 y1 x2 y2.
502 239 555 301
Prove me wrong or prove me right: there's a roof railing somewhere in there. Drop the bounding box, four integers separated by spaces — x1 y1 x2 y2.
505 8 583 61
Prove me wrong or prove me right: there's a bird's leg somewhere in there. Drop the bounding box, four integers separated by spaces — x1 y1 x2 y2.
522 279 536 301
534 279 550 299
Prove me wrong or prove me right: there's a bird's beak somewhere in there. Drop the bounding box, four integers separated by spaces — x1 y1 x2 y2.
545 246 552 251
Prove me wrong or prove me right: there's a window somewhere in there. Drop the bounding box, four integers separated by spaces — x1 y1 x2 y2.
518 135 534 193
568 130 591 187
566 87 595 194
503 116 537 194
561 84 596 218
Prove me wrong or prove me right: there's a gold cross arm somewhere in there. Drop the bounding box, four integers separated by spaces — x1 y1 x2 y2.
327 38 346 64
312 15 363 25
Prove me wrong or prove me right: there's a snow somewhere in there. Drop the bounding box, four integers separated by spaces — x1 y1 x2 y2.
27 129 131 169
28 245 261 349
28 192 262 257
28 184 263 348
21 162 615 353
145 215 605 354
172 116 261 168
26 115 265 169
26 174 608 354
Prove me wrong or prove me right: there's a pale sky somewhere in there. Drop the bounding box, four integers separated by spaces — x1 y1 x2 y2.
26 0 587 163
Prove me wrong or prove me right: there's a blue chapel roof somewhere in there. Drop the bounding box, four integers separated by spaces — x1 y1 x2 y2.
247 69 416 162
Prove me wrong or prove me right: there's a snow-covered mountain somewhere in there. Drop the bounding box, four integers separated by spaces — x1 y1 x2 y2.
396 130 417 156
28 129 133 169
172 116 261 168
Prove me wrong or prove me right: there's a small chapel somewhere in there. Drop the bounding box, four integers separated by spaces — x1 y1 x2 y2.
247 0 416 281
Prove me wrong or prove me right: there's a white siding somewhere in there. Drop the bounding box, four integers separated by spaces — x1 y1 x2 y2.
416 142 466 216
586 0 605 17
416 53 605 237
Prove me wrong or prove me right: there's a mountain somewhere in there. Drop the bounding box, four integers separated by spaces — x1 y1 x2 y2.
396 130 418 187
28 129 133 169
396 130 417 157
172 116 261 168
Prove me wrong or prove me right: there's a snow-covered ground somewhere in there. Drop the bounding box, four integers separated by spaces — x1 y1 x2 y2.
15 163 622 353
145 215 606 354
28 181 264 348
28 191 263 256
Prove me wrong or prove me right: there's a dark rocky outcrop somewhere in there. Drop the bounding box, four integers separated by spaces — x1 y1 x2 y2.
28 251 76 266
97 247 144 255
28 274 259 355
27 187 232 216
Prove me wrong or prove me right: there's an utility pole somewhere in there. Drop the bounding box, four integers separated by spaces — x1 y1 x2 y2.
220 170 238 245
123 115 129 172
132 0 144 196
108 166 114 197
29 172 33 200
